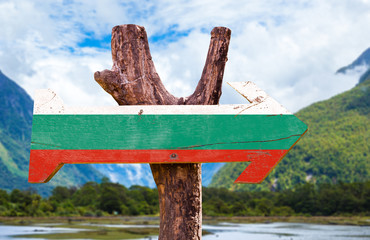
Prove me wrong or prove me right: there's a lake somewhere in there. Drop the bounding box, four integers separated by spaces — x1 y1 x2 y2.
0 222 369 240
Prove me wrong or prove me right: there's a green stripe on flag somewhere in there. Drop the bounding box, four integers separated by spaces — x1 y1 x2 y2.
31 114 306 150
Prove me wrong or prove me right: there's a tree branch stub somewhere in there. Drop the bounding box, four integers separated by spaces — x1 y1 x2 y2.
94 24 231 240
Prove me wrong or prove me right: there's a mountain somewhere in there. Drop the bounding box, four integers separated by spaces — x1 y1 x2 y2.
0 70 104 196
202 163 225 186
93 162 224 187
336 48 370 74
210 73 369 191
359 68 370 84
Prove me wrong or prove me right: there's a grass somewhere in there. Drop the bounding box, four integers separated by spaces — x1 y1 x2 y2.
0 216 160 226
203 216 370 226
15 226 159 239
1 215 369 226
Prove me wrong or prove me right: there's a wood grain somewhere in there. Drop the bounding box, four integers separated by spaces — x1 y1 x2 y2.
94 24 231 240
28 24 308 239
33 82 292 115
29 83 307 185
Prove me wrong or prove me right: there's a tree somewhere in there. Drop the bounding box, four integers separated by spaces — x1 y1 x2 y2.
73 182 99 207
50 186 73 203
94 24 231 239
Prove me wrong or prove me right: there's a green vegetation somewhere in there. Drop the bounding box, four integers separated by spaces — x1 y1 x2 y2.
0 178 159 217
210 77 369 191
0 180 368 217
0 70 104 196
203 181 369 217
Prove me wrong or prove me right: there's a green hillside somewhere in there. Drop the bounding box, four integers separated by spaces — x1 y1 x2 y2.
0 70 104 196
210 76 369 191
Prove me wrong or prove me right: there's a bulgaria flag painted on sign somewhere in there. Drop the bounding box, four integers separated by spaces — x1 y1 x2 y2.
29 82 307 184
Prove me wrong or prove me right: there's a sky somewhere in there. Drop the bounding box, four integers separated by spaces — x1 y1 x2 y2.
0 0 369 112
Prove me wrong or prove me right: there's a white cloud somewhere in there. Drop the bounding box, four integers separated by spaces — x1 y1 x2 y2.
0 0 369 112
108 172 119 183
147 0 370 110
1 0 369 188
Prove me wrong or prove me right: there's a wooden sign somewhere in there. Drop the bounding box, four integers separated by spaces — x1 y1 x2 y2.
29 81 307 184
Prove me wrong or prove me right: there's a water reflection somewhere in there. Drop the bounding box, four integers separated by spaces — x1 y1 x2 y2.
202 222 370 240
0 225 85 240
1 222 369 240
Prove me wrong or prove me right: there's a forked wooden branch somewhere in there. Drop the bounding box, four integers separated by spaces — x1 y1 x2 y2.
94 24 231 105
94 24 231 240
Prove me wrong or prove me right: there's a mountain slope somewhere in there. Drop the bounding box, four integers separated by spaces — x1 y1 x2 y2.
210 76 369 191
0 70 104 196
92 161 224 187
337 48 370 74
359 68 370 84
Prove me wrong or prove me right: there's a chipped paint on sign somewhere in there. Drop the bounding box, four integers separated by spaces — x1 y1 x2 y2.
29 82 307 184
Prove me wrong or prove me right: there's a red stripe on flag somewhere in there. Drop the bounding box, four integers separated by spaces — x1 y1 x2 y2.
29 149 287 184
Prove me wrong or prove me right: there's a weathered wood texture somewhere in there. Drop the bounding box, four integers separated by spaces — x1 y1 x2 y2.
29 84 308 184
94 24 231 240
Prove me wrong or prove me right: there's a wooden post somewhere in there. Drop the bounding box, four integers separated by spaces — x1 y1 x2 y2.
94 24 231 239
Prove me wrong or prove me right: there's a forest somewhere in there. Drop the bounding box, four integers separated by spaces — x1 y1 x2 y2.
0 178 368 217
211 76 370 191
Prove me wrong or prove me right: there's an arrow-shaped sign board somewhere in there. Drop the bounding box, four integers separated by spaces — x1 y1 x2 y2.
29 81 307 184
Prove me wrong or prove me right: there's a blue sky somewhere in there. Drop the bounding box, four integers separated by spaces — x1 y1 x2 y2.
0 0 369 111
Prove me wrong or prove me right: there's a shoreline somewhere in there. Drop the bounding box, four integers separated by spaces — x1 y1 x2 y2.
0 215 369 226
